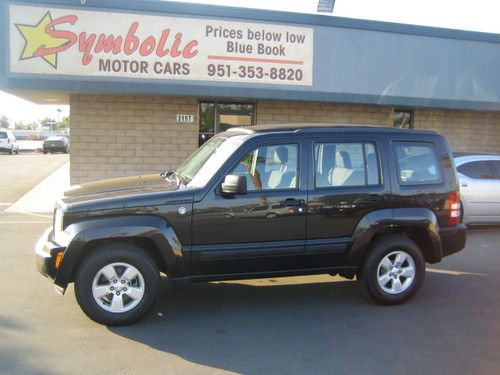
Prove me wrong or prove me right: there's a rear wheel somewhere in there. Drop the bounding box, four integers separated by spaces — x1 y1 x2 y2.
75 244 159 326
359 235 425 305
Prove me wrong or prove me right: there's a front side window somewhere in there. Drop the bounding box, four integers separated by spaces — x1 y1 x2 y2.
393 142 441 185
231 144 298 191
457 161 494 179
490 161 500 179
315 142 380 188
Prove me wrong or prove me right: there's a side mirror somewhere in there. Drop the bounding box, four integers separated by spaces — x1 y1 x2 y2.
221 174 247 195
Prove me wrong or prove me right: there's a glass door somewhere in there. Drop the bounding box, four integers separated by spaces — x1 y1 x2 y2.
198 101 255 146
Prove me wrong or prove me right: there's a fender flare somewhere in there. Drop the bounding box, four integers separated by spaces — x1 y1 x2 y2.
347 208 442 266
54 215 186 288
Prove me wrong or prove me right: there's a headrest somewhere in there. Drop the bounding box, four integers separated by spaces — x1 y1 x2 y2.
335 151 352 169
274 146 288 164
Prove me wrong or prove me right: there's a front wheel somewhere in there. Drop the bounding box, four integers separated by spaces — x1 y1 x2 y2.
359 235 425 305
74 244 159 326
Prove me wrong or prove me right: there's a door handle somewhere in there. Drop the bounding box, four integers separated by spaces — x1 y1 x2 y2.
461 182 468 187
283 198 304 207
367 194 383 202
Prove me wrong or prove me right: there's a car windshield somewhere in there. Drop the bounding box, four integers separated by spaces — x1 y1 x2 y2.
176 133 249 188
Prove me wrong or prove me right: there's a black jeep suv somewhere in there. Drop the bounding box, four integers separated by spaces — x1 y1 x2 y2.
36 125 466 325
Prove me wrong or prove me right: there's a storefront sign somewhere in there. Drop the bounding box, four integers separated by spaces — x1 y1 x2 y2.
9 4 314 86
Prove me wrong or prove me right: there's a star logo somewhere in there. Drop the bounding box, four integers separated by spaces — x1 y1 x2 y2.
15 11 68 69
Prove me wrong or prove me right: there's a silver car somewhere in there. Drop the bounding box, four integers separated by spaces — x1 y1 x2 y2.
454 154 500 224
0 129 19 154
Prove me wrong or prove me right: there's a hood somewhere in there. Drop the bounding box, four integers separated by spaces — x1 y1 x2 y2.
59 174 190 211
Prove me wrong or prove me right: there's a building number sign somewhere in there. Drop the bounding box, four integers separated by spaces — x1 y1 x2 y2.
176 114 194 123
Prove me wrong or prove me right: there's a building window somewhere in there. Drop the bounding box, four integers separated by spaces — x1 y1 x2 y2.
198 101 255 146
394 110 413 129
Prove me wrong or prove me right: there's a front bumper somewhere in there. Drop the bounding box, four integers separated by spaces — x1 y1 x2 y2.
439 224 467 257
44 145 67 152
35 227 66 284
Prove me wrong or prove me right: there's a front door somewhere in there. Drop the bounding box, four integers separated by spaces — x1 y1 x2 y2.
191 141 307 275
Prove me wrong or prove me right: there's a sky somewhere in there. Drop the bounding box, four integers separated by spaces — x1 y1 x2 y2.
1 0 499 125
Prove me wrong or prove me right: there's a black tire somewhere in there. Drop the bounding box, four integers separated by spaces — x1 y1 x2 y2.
15 147 19 154
74 243 159 326
9 146 13 155
43 150 48 154
359 235 425 305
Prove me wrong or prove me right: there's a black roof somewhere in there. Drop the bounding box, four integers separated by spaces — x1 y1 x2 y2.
227 124 437 135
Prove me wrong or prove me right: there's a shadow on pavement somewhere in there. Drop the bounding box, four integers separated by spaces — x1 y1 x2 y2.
108 271 499 374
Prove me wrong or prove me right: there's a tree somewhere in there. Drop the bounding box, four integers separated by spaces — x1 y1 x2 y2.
40 117 57 131
56 116 70 132
0 115 9 129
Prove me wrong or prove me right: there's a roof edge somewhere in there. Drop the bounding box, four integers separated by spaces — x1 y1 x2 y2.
11 0 500 43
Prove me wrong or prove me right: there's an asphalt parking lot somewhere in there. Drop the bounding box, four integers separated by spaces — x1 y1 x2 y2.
0 157 499 374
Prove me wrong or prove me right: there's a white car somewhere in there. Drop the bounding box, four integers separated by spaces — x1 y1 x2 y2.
0 130 20 154
454 153 500 224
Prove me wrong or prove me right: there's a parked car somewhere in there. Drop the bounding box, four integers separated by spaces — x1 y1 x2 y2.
454 153 500 224
0 129 20 154
43 135 69 154
36 125 466 325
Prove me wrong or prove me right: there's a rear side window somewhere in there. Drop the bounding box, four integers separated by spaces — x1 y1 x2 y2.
314 142 380 188
0 132 7 139
457 161 494 179
393 142 441 185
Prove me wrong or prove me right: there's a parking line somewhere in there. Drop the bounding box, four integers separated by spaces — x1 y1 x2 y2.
17 212 53 218
427 268 488 277
0 221 51 224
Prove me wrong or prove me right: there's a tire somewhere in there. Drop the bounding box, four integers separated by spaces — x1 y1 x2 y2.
15 147 19 154
74 243 159 326
64 146 69 154
359 235 425 305
43 150 48 154
9 146 13 155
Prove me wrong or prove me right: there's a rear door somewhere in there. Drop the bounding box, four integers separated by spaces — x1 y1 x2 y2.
305 136 389 268
0 131 7 148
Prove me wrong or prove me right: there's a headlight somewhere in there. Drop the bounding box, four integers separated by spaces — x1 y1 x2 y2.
54 208 63 233
53 208 65 243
